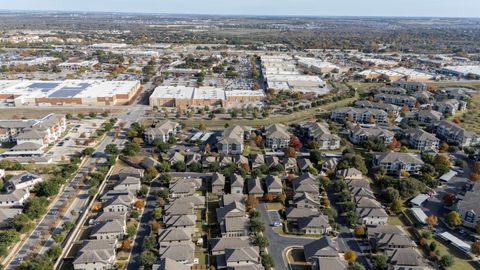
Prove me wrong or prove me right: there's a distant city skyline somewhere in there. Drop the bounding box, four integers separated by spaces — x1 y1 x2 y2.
1 0 480 18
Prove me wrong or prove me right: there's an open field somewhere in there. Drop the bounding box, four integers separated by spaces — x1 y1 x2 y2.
346 82 384 94
427 81 480 90
458 92 480 133
178 94 358 128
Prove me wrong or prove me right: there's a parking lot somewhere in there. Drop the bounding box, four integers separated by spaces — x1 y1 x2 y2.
47 118 105 162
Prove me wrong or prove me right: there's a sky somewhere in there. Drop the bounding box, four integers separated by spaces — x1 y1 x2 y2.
1 0 480 18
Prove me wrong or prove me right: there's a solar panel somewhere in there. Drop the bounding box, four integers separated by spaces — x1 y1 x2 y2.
27 83 60 92
48 89 83 98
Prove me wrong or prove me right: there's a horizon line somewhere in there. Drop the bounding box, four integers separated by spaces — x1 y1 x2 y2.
1 8 480 19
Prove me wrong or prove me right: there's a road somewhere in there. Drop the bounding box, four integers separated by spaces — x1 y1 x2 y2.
126 178 161 270
327 184 370 269
258 203 316 270
5 92 150 269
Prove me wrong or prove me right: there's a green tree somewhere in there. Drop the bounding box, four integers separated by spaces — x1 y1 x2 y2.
370 254 388 270
390 198 403 214
140 251 156 267
254 235 270 249
439 255 454 267
122 142 140 156
12 214 34 233
250 218 265 233
127 225 137 238
173 161 186 172
446 211 462 227
105 144 119 156
82 147 95 156
24 197 49 219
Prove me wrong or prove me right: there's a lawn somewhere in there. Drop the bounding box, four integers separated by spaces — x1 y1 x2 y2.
266 202 284 211
429 238 476 270
387 216 405 226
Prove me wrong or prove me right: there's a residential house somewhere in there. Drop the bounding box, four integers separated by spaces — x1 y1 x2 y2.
436 120 480 147
301 122 341 150
417 110 443 125
264 124 291 150
264 175 283 196
357 207 388 225
354 100 401 117
73 239 117 270
159 243 195 265
311 256 347 270
336 168 363 180
185 153 202 166
376 86 407 95
5 172 42 192
322 158 339 172
168 152 185 166
283 157 298 173
286 207 318 224
297 215 331 235
152 258 190 270
304 237 339 262
457 190 480 229
158 228 191 245
331 107 387 124
113 176 141 194
144 120 179 144
434 99 467 115
217 247 262 270
118 167 144 180
210 237 250 256
211 172 226 194
247 178 264 198
349 125 394 145
293 192 321 209
103 194 134 213
374 94 417 108
373 233 416 250
392 81 427 92
250 154 265 169
373 152 424 175
297 158 313 172
217 125 245 154
386 248 425 269
230 174 245 194
90 219 125 240
0 189 29 207
265 156 281 169
403 128 440 151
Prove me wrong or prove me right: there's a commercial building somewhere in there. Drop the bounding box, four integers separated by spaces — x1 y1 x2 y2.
441 65 480 79
0 80 141 106
149 86 265 110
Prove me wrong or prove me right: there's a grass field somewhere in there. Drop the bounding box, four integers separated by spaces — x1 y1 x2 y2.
387 216 404 226
346 82 385 94
179 94 358 128
427 81 480 90
428 238 476 270
458 92 480 133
